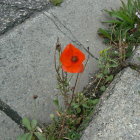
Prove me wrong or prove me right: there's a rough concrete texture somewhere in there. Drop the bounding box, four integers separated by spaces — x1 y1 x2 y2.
0 0 125 124
128 46 140 68
81 67 140 140
0 13 69 124
0 4 30 35
0 0 49 10
0 111 23 140
0 0 50 35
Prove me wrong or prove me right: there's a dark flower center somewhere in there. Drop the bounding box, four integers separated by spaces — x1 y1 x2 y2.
71 56 78 63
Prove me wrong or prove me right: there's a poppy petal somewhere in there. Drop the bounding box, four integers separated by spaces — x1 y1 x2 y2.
67 44 85 65
72 46 85 64
60 44 85 66
60 44 73 66
60 43 85 73
62 64 84 73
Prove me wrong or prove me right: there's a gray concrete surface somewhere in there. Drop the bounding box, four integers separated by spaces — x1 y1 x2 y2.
0 0 50 35
0 111 23 140
81 67 140 140
128 46 140 68
0 12 69 124
0 0 124 125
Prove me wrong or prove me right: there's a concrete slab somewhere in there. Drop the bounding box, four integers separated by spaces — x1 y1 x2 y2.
0 0 50 35
0 3 30 35
0 111 23 140
127 46 140 68
0 0 125 124
0 12 70 124
81 67 140 140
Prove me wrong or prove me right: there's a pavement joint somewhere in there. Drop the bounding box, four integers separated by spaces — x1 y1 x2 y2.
0 99 23 129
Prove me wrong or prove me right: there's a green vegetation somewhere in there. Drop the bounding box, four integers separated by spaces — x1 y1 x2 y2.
17 118 46 140
45 93 99 140
91 0 140 96
50 0 63 6
18 0 140 140
98 0 140 61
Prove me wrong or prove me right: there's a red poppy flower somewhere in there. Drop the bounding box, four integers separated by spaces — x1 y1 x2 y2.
60 44 85 73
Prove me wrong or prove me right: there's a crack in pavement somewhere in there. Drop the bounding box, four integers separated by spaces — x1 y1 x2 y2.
43 11 99 61
0 99 23 129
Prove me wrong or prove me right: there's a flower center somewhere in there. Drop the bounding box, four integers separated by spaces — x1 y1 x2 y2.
71 56 78 63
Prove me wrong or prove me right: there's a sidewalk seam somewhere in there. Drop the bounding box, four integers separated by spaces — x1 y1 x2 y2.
0 99 24 129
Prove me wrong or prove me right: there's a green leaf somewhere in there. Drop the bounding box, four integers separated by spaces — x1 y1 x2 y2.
50 0 63 6
91 99 99 105
17 133 31 140
53 98 59 107
22 118 32 131
103 69 110 75
76 107 81 113
110 10 133 24
72 103 79 109
47 136 56 140
27 133 33 140
109 63 118 68
96 73 104 78
31 119 37 130
98 28 111 39
50 114 55 120
82 104 90 109
102 20 122 24
34 132 46 140
106 75 114 82
121 0 127 10
100 86 106 92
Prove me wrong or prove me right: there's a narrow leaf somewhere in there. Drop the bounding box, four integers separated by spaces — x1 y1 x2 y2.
91 99 99 105
102 20 121 24
50 0 63 6
98 28 111 39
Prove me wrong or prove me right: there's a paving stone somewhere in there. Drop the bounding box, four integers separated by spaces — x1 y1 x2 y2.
81 67 140 140
0 4 30 35
0 13 70 124
0 0 50 35
0 111 23 140
127 46 140 68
